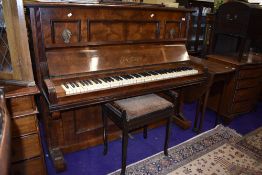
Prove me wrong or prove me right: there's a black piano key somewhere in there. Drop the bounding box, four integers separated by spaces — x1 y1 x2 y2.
105 77 111 82
92 79 99 84
100 78 107 83
120 75 127 80
111 76 117 81
131 74 138 78
73 82 79 87
96 79 102 84
80 81 86 86
118 76 124 80
70 82 75 88
130 75 136 78
83 80 90 85
135 73 142 77
126 75 133 79
130 74 138 78
108 77 115 82
64 83 69 88
148 71 157 75
116 76 123 80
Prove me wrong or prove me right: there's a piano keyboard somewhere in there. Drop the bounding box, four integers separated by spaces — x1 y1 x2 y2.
61 67 198 95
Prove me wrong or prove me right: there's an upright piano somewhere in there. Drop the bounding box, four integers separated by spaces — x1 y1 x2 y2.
25 1 207 172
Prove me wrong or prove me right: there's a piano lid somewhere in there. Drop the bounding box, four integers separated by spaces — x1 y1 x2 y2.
46 44 190 77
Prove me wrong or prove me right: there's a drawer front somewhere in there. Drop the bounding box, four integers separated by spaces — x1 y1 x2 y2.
11 157 46 175
11 134 41 162
236 79 259 89
12 115 37 137
231 101 254 114
234 88 258 102
238 69 262 79
9 96 36 116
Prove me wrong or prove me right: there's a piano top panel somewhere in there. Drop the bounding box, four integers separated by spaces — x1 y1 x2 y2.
46 44 190 77
24 1 194 12
26 2 192 49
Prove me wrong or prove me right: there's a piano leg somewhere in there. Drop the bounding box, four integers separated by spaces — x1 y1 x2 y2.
49 147 67 173
172 89 192 129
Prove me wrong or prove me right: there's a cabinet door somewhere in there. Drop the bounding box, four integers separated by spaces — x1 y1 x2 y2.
0 0 34 85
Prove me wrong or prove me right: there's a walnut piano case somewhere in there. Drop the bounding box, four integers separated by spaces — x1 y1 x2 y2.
25 2 208 172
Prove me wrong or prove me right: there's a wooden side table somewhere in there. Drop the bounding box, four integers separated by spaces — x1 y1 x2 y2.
189 56 236 132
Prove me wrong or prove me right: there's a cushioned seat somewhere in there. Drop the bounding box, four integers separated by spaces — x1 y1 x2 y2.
113 94 173 121
102 92 177 175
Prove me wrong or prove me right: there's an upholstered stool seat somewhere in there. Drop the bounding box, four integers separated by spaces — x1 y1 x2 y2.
113 94 173 121
102 92 177 175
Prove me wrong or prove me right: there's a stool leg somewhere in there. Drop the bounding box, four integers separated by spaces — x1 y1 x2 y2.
121 130 128 175
198 91 209 133
193 98 201 132
164 116 172 156
102 107 108 155
214 112 220 126
143 125 148 139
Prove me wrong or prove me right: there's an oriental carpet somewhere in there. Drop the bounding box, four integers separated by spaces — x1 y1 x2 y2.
109 125 262 175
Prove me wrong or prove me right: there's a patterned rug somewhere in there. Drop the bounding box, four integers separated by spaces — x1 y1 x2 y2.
236 127 262 159
109 125 262 175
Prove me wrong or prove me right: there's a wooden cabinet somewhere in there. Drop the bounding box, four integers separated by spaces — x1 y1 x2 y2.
207 54 262 121
3 85 47 175
0 0 34 85
179 0 213 56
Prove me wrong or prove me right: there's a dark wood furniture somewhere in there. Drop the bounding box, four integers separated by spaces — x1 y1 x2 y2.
204 1 262 122
0 88 11 175
206 54 262 122
177 0 214 56
102 93 176 174
0 0 35 85
211 1 262 59
25 2 208 172
188 56 235 132
1 84 47 175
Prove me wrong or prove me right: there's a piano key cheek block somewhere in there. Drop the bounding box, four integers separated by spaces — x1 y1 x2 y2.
26 2 208 172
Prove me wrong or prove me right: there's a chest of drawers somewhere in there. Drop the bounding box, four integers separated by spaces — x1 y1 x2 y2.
4 85 47 175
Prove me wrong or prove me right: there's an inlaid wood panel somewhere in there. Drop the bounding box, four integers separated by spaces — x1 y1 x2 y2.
50 20 81 44
164 20 185 39
88 20 160 42
88 21 125 42
35 7 190 48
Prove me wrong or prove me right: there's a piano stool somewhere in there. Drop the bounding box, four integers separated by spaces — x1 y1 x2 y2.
101 92 178 175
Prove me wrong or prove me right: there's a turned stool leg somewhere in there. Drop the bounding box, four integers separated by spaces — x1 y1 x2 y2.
143 125 148 139
198 90 209 133
121 130 129 175
164 116 172 156
193 97 202 132
102 107 108 155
